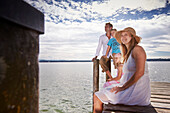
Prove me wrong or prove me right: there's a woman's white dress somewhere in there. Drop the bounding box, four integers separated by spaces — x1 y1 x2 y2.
95 51 151 106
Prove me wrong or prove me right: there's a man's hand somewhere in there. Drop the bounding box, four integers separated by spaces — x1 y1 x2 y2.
103 55 107 59
92 56 97 62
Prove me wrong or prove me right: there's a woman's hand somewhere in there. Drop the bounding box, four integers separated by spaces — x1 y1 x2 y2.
110 86 124 94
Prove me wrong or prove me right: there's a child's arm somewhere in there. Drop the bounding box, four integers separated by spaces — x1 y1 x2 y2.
107 65 123 81
104 46 111 58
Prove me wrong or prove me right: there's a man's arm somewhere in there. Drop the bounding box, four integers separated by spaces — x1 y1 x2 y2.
92 36 102 61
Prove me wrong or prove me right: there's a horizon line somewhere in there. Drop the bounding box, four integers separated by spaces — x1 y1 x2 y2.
39 58 170 62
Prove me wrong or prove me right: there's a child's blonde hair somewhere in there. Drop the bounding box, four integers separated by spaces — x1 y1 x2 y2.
111 29 117 31
113 53 122 69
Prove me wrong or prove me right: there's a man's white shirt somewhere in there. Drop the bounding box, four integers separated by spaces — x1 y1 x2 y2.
95 34 112 58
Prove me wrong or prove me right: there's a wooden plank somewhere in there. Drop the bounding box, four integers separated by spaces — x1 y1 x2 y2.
151 91 170 95
151 97 170 103
103 104 157 113
150 82 170 86
151 102 170 108
151 98 170 104
151 94 170 99
103 104 170 113
151 88 170 91
154 109 170 113
151 92 170 96
103 111 132 113
103 106 170 113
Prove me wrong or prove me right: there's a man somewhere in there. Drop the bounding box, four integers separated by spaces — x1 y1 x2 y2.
92 22 113 77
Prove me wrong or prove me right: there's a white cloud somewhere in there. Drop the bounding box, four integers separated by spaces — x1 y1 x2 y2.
38 13 170 60
24 0 170 60
39 21 105 60
24 0 168 23
87 0 167 17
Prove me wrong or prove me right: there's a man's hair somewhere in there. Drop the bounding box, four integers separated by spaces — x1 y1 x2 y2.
105 22 113 28
111 29 117 31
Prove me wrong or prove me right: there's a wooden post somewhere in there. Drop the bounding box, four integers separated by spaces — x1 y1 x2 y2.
93 59 99 93
0 1 44 113
106 59 111 81
93 59 99 112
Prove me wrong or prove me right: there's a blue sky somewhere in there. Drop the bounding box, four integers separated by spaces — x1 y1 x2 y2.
24 0 170 60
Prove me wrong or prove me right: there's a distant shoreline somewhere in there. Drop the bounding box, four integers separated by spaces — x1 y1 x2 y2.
39 59 170 62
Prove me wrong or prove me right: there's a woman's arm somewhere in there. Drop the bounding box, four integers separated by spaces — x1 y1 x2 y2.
122 46 146 90
110 45 146 93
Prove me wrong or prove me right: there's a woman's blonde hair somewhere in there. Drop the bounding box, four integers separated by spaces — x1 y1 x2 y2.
115 27 141 63
121 33 138 63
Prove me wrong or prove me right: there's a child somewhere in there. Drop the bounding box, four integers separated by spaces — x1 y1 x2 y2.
103 53 123 88
104 29 121 79
111 28 117 38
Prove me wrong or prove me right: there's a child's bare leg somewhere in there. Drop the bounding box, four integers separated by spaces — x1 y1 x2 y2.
106 70 112 79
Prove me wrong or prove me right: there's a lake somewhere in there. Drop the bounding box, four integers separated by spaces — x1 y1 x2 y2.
39 61 170 113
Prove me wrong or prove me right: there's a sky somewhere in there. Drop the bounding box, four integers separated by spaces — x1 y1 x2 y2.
24 0 170 60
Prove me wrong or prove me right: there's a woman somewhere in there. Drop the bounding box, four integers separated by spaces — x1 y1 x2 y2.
93 27 150 113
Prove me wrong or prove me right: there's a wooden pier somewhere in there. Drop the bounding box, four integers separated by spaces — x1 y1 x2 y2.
93 59 170 113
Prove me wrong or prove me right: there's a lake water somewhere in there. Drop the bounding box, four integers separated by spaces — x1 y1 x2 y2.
39 61 170 113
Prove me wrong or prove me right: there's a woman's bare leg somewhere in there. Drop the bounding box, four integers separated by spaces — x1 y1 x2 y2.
93 94 103 113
